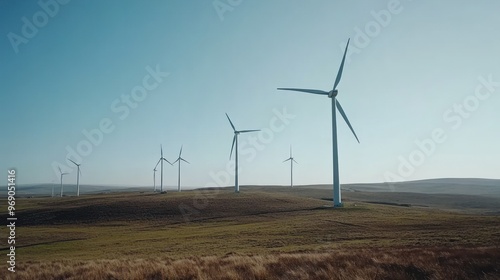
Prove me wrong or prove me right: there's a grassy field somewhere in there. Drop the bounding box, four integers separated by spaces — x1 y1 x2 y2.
1 187 499 279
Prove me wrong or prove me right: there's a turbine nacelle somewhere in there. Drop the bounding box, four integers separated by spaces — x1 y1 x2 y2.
328 90 338 98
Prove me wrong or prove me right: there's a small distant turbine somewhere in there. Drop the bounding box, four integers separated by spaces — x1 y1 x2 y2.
153 167 157 192
173 145 190 192
58 166 68 197
283 146 298 188
226 113 260 193
278 38 360 207
68 159 82 197
155 145 172 193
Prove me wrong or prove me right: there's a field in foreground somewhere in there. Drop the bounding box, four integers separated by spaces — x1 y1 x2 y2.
8 247 500 280
1 186 499 279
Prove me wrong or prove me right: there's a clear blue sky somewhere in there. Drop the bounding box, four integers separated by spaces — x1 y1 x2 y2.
1 0 499 188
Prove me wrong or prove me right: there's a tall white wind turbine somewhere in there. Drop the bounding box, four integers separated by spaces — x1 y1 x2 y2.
155 145 172 193
277 39 360 207
283 146 298 188
173 145 190 192
58 166 68 197
226 113 260 193
68 159 82 197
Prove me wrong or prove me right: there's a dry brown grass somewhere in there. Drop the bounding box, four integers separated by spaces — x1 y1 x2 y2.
3 189 499 279
3 246 499 280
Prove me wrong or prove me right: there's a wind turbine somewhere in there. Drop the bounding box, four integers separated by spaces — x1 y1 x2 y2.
153 167 157 192
173 145 190 192
283 146 298 188
154 145 172 193
68 159 82 197
58 166 68 197
277 39 360 207
226 113 260 193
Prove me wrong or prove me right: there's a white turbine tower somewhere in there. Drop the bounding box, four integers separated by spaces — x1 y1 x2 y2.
58 166 68 197
226 113 260 193
173 145 190 192
155 145 172 193
278 39 360 207
153 167 157 192
68 159 82 197
283 146 298 188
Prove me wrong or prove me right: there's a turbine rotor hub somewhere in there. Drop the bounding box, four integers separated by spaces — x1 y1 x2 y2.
329 90 338 98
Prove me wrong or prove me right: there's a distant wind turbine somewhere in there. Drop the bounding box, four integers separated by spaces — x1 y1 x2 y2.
277 38 360 207
68 159 82 197
154 145 172 193
226 113 260 193
58 166 68 197
283 146 298 188
153 167 157 192
173 145 190 192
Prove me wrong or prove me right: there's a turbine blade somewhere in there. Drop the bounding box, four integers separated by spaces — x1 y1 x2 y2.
333 38 350 91
336 99 360 143
179 145 183 158
161 144 163 157
230 135 236 159
163 158 173 165
155 159 161 169
58 166 62 174
68 158 78 166
293 159 298 164
173 158 179 164
225 113 236 131
181 158 190 164
283 158 291 163
277 88 328 96
79 168 82 176
239 129 260 133
290 145 292 158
